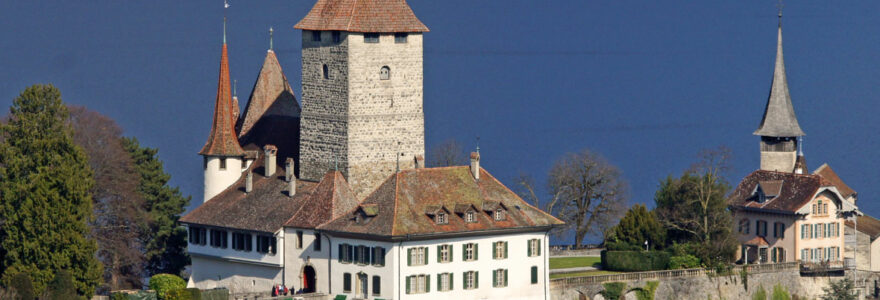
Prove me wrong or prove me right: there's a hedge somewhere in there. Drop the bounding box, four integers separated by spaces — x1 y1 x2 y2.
601 250 670 272
165 288 200 300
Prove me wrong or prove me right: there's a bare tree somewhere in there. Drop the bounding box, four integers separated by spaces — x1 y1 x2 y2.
427 139 467 167
68 106 148 291
517 150 628 246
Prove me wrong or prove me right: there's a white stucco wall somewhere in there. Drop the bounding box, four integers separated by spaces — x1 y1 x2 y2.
203 156 244 202
188 256 282 295
871 238 880 271
284 228 331 293
327 237 396 299
796 192 845 261
187 226 284 266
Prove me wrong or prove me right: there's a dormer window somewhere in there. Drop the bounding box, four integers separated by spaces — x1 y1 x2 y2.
465 211 476 223
436 212 448 224
757 190 766 203
494 209 505 221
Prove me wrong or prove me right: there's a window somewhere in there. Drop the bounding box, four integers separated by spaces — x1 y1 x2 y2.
371 247 386 266
379 66 390 80
774 222 785 238
438 273 453 292
824 203 828 215
530 266 538 284
801 249 808 262
364 33 379 43
438 244 452 263
394 32 408 43
738 218 750 234
354 245 370 265
189 227 206 245
296 231 303 249
463 271 478 290
494 209 505 221
464 243 478 261
314 233 321 251
436 212 448 224
312 31 321 42
801 224 812 240
818 223 825 238
759 247 768 263
493 241 508 259
210 229 227 248
408 247 427 266
338 244 353 263
322 64 329 79
203 157 208 170
332 31 341 43
219 158 227 170
343 273 351 292
528 239 541 257
756 220 767 237
232 232 252 252
493 269 508 288
256 235 276 255
372 276 381 295
406 274 429 294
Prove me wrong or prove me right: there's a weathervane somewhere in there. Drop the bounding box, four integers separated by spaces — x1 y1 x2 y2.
776 0 784 26
233 79 237 97
223 0 230 44
269 27 274 50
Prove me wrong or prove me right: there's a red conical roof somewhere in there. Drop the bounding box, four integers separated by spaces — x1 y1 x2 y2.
200 43 245 156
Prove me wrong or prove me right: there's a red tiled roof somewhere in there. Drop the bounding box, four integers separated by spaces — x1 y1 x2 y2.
237 50 300 138
744 236 769 247
200 43 245 156
813 164 856 200
317 166 563 237
284 171 360 229
294 0 429 33
728 170 831 213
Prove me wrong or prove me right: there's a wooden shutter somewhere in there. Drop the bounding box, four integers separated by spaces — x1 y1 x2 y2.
504 269 508 286
531 266 538 284
462 244 467 261
771 247 777 262
527 240 532 257
426 275 431 292
475 271 479 288
437 274 441 291
449 245 454 263
504 241 509 258
406 276 411 294
537 239 542 256
424 247 429 265
492 242 497 259
463 272 467 289
407 248 412 266
437 245 442 263
493 269 497 287
371 247 376 265
450 273 454 290
475 243 479 260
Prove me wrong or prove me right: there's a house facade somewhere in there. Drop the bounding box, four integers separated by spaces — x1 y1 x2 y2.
179 1 563 299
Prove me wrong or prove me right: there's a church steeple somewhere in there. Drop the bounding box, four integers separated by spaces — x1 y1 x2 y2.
199 18 244 157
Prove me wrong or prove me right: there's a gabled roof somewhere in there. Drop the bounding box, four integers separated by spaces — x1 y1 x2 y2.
754 25 805 138
237 50 300 138
757 180 784 198
200 43 245 157
294 0 429 33
813 164 856 200
283 171 360 229
729 170 830 213
317 166 563 237
744 236 770 247
845 215 880 240
180 156 317 233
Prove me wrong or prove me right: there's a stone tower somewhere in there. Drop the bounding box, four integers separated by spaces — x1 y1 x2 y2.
200 20 246 203
295 0 429 197
753 15 805 173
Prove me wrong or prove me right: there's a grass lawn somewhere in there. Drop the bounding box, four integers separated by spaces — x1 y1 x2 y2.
549 270 621 279
549 256 602 269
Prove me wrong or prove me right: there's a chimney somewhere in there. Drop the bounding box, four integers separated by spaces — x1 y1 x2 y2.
286 158 297 197
263 145 277 177
245 171 253 193
414 155 424 169
469 152 480 180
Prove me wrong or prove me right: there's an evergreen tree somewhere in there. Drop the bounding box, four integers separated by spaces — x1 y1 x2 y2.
605 204 665 251
122 137 191 276
0 84 102 297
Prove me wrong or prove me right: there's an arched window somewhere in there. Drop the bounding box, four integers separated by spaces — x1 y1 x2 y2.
380 66 390 80
322 64 329 79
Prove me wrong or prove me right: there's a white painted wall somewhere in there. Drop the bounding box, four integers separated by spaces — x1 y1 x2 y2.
188 256 282 295
203 156 244 202
187 226 284 266
328 237 395 299
284 228 331 294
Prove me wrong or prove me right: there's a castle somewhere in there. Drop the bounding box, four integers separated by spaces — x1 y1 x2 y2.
180 1 562 299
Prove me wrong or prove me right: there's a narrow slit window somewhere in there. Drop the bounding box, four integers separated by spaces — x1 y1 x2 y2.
380 66 390 80
323 64 329 79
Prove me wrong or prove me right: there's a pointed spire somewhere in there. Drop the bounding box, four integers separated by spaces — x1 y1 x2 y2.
753 9 805 138
237 47 300 137
200 19 244 157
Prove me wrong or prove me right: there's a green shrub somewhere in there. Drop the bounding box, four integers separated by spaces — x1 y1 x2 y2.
771 284 790 300
46 270 77 300
111 292 129 300
602 250 670 272
752 285 767 300
199 288 228 300
165 288 200 300
668 254 701 269
8 272 35 300
148 274 186 300
600 282 627 300
635 281 659 300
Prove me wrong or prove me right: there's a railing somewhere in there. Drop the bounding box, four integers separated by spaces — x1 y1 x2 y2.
800 260 847 273
550 262 801 288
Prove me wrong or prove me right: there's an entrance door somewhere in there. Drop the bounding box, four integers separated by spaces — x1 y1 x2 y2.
357 273 368 299
302 266 316 293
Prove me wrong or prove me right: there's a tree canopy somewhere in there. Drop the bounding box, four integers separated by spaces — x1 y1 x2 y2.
605 204 665 251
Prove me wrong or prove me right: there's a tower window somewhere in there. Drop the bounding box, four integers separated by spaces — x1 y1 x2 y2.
332 31 341 43
395 33 408 43
380 66 390 80
312 31 321 42
323 64 329 79
364 33 379 43
219 158 227 170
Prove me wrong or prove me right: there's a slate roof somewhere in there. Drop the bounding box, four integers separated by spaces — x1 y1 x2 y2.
729 170 831 214
200 43 246 157
284 171 359 229
317 166 563 237
237 50 300 138
845 215 880 240
294 0 429 33
813 164 856 200
180 155 317 233
754 25 805 138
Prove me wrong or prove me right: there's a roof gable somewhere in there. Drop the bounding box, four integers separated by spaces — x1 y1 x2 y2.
813 163 856 200
237 50 300 138
729 170 824 213
284 171 360 228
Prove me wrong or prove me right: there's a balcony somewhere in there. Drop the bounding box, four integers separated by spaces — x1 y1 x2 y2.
799 260 848 275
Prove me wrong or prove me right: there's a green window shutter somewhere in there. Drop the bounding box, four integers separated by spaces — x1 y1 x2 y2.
424 247 429 265
406 276 411 294
504 241 509 258
492 242 497 258
338 244 343 262
437 245 441 263
426 275 431 292
475 243 479 260
437 273 441 291
504 269 508 286
771 248 777 262
463 272 467 289
450 245 454 262
450 273 454 290
493 269 497 287
462 244 467 261
407 248 412 266
527 240 532 257
531 266 538 284
475 271 479 288
537 239 542 256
